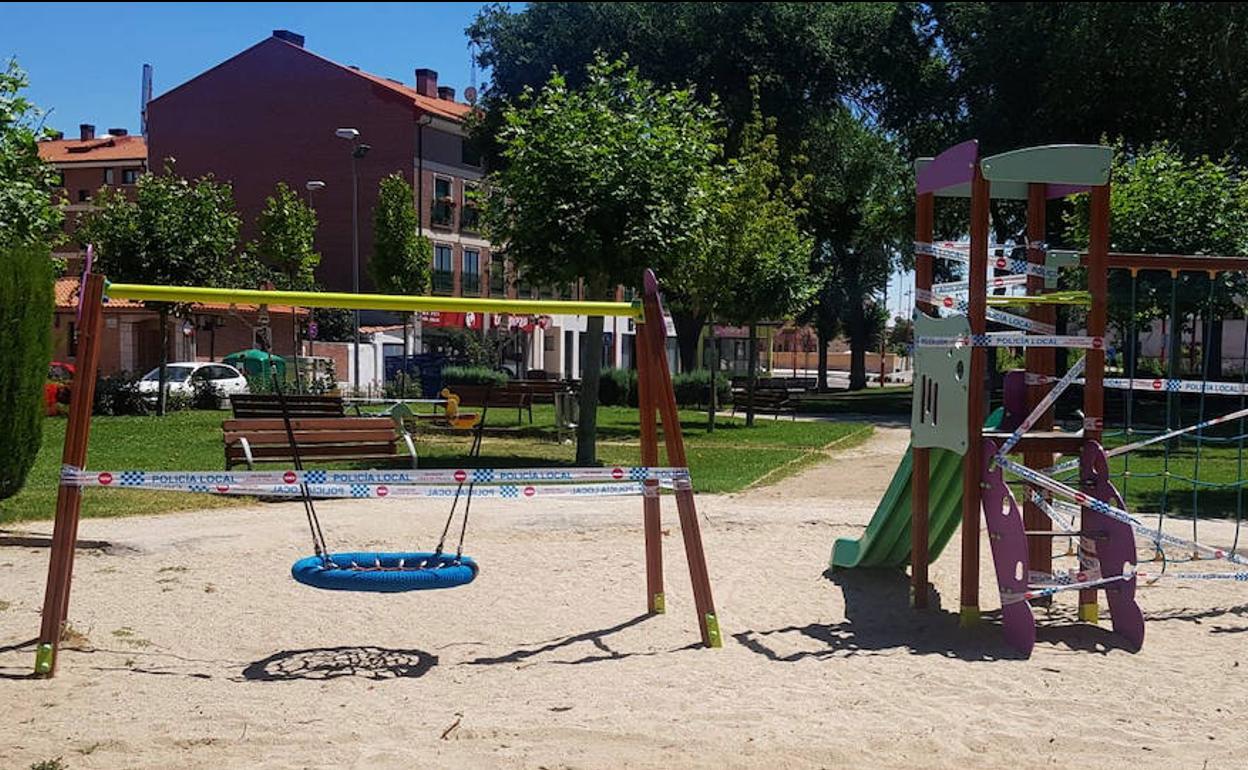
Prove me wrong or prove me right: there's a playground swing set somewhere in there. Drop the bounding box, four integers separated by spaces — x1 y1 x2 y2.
832 140 1248 656
34 269 721 677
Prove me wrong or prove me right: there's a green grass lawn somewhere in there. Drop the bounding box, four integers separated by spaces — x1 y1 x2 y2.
0 406 870 523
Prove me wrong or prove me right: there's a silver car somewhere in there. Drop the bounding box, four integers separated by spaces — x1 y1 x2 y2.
137 362 249 406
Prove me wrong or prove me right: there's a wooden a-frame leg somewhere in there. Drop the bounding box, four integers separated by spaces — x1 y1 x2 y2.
636 323 665 614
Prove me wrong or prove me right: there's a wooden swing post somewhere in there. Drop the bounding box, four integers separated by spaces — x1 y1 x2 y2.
639 269 721 647
35 273 107 677
635 319 665 615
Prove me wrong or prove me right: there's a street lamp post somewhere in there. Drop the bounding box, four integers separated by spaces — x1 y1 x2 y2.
335 129 371 395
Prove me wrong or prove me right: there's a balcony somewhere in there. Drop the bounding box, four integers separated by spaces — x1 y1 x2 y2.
430 199 455 229
432 270 454 295
462 273 481 295
460 205 480 233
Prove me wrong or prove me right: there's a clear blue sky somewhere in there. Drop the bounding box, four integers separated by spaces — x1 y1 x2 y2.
2 2 498 135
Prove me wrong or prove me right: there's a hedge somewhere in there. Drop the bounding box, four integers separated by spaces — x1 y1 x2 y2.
0 242 54 500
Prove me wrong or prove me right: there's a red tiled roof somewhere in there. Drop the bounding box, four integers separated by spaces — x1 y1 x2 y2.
286 39 474 122
54 277 307 314
38 135 147 164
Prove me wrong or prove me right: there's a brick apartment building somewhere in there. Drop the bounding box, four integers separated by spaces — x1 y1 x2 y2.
38 123 147 267
146 30 646 382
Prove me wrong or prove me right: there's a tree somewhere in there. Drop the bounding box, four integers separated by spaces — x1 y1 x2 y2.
801 108 910 391
0 59 62 249
253 182 320 390
79 168 243 414
482 56 721 462
698 107 817 426
1065 143 1248 383
0 59 58 502
371 172 432 388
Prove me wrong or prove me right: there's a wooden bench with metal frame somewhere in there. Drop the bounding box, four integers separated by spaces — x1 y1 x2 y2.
222 416 417 470
730 387 797 420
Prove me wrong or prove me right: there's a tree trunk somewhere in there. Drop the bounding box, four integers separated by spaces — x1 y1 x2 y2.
672 310 704 375
157 308 169 416
707 328 718 433
576 312 606 464
816 326 830 393
746 323 758 427
848 304 867 391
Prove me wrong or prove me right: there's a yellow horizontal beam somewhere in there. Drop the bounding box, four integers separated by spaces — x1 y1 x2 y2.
105 282 643 318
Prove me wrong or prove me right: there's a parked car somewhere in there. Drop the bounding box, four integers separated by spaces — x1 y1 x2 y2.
137 362 249 405
48 361 76 381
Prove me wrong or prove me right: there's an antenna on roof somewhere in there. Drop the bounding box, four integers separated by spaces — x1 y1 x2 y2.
140 64 153 138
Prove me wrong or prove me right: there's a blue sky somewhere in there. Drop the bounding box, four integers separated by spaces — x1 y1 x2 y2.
2 2 495 135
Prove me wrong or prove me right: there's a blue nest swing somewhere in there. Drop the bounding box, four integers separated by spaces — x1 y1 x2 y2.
292 551 478 592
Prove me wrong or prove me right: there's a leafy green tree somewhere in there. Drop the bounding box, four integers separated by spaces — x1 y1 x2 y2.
801 108 910 391
79 169 243 414
252 182 320 390
1066 143 1248 382
0 241 53 503
0 60 58 502
482 56 721 462
371 172 432 383
0 59 62 249
698 107 817 426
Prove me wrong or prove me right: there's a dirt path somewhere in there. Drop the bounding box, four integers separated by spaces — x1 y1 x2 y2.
3 427 1248 769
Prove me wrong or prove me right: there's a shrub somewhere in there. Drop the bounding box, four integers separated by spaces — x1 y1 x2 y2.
442 365 508 387
93 374 150 416
191 378 224 410
384 372 424 399
672 370 731 407
598 367 638 407
0 242 53 501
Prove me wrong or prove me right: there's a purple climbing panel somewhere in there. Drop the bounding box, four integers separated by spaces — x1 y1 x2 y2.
979 438 1036 656
1001 370 1027 432
1080 442 1145 651
1046 183 1092 199
916 140 978 196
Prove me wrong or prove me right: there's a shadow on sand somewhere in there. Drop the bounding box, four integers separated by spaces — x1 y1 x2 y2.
734 568 1145 661
465 613 695 666
243 645 437 682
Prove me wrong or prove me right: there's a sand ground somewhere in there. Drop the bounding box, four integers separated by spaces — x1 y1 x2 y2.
3 426 1248 769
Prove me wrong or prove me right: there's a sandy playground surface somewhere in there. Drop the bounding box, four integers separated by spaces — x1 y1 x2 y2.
3 426 1248 769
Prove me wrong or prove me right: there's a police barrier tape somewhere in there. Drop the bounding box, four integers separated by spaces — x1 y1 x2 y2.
914 334 1104 349
1044 404 1248 475
62 465 691 488
1000 572 1131 606
915 288 1056 334
64 477 672 500
932 275 1029 294
996 455 1248 567
994 356 1086 459
1025 373 1248 397
913 241 1061 281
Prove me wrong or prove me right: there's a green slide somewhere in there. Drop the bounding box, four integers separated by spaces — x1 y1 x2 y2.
829 409 1002 570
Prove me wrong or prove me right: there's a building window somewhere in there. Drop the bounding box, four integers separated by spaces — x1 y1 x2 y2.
461 139 482 168
77 189 89 203
461 182 480 232
104 168 114 185
490 255 506 297
433 243 453 295
122 169 139 184
463 249 480 295
431 176 454 228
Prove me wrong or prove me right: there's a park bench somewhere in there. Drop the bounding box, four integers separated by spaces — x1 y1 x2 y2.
448 383 534 423
230 393 346 419
503 379 572 405
222 415 417 470
730 387 797 420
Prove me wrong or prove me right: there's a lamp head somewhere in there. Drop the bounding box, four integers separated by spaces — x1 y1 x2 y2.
335 127 360 140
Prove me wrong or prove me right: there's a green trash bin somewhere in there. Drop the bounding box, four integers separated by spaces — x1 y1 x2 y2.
223 349 287 380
